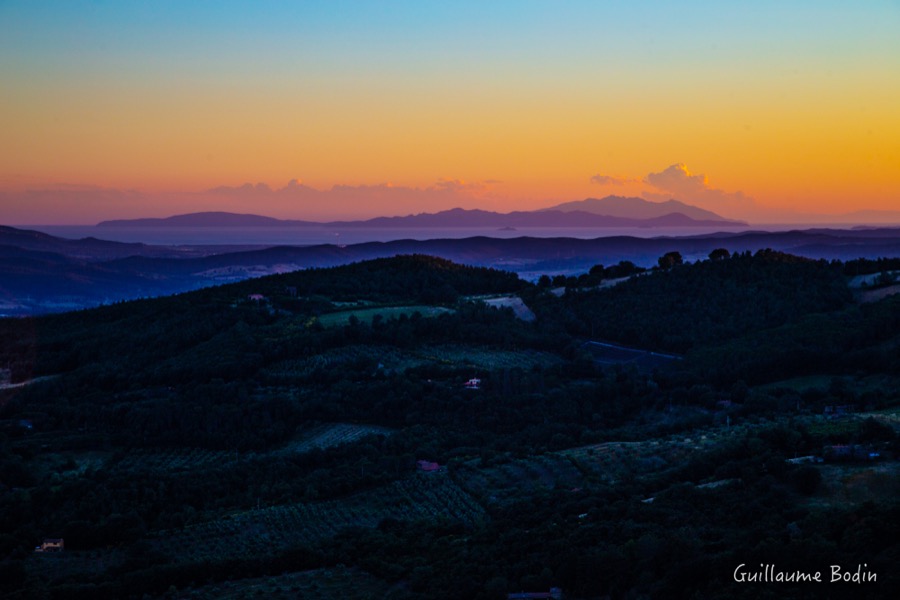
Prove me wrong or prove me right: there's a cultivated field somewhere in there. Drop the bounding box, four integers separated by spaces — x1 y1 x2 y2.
279 422 393 454
316 305 454 328
147 472 486 563
262 343 563 381
112 447 239 473
455 453 586 501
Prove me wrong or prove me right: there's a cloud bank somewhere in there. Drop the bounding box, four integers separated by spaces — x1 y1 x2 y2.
590 173 640 186
0 179 500 224
641 163 754 218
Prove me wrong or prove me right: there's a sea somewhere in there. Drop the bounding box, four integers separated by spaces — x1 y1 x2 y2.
22 224 823 247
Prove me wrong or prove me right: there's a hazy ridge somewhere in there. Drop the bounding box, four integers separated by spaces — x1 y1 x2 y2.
2 223 900 315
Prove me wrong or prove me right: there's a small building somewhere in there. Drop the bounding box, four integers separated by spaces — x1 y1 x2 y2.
464 378 481 390
248 294 266 302
35 538 64 553
417 460 440 472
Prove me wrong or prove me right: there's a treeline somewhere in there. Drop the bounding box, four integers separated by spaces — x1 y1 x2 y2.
544 249 852 353
844 256 900 277
685 293 900 386
231 254 527 306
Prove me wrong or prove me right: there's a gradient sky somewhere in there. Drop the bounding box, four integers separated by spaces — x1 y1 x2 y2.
2 1 899 224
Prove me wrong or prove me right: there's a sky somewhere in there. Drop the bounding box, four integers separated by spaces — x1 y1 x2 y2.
1 1 899 224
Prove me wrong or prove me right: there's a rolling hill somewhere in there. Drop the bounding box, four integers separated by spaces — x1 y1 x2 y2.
3 224 900 314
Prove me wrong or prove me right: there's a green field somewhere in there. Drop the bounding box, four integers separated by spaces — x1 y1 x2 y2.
316 305 454 328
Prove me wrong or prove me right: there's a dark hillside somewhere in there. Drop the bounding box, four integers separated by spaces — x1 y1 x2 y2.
685 293 900 386
0 253 897 600
0 255 527 383
548 250 852 353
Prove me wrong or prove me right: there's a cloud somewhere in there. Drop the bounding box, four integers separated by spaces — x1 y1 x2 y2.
590 173 639 186
208 182 275 195
642 163 753 217
644 163 708 195
432 178 493 193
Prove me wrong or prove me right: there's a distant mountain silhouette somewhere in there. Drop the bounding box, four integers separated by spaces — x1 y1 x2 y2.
0 224 182 259
98 211 317 227
0 225 259 260
98 206 745 229
331 208 743 228
541 196 738 222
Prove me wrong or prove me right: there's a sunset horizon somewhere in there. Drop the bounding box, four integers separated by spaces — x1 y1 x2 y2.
2 2 898 226
3 168 900 227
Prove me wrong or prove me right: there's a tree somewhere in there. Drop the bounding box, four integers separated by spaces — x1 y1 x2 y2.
607 260 640 278
709 248 731 261
657 251 683 269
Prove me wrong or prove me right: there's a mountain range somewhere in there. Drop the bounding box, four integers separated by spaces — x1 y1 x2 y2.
540 196 728 221
96 196 747 228
3 222 900 316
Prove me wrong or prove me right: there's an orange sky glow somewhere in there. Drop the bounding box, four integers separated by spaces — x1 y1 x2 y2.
1 2 898 225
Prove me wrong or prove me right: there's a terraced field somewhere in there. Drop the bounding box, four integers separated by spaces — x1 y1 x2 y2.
456 427 759 503
563 439 706 483
148 472 486 563
455 453 586 501
112 447 239 473
279 422 393 455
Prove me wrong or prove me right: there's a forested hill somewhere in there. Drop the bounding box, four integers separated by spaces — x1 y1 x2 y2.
226 254 528 303
0 255 527 383
544 250 853 353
